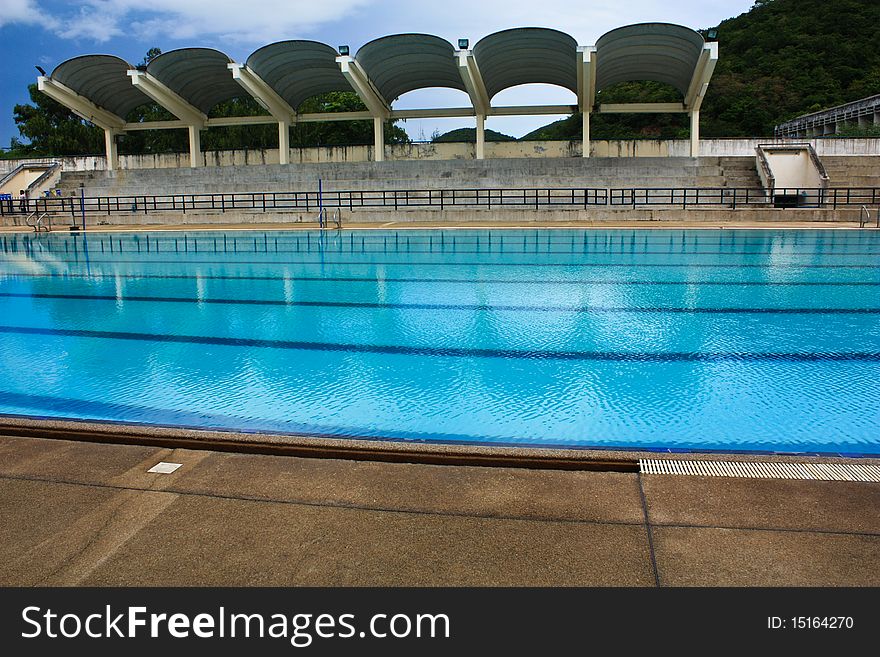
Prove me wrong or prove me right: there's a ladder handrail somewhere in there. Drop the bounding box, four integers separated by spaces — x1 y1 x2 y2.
25 212 51 232
317 207 341 230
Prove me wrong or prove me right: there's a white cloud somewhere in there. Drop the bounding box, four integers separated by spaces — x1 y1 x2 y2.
0 0 44 27
6 0 369 43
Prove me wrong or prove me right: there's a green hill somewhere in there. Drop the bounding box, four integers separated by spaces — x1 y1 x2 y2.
525 0 880 139
432 127 516 142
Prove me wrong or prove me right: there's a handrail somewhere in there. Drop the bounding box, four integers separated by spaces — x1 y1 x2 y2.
755 146 775 195
25 212 51 232
860 205 879 228
3 186 880 217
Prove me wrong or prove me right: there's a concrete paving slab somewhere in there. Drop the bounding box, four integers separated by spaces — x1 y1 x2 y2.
642 475 880 534
0 479 120 583
80 494 655 587
173 451 645 524
652 527 880 586
0 435 164 482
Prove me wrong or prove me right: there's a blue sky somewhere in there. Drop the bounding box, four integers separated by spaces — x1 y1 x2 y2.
0 0 754 148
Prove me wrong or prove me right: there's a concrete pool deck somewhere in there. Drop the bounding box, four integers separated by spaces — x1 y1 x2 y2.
0 219 876 233
1 433 878 587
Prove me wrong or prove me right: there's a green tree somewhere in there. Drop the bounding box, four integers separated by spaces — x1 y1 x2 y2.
9 84 103 156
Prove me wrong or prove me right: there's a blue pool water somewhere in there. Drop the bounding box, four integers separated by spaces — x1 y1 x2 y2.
0 228 878 456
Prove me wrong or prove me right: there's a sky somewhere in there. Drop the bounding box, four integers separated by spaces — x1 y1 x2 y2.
0 0 756 149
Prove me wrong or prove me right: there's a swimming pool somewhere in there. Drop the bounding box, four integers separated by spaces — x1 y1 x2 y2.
0 228 878 456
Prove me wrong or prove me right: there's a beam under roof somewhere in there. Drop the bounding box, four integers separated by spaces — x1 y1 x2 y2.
456 50 489 116
684 41 718 112
37 77 126 130
228 64 296 122
335 56 390 118
127 70 207 127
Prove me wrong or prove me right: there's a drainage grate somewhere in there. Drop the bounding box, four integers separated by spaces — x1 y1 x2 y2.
639 459 880 482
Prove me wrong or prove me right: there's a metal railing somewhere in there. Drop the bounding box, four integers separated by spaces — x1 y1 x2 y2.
2 186 880 219
25 212 50 232
860 205 880 228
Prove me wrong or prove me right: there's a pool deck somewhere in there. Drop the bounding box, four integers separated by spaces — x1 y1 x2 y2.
0 219 873 233
1 432 878 587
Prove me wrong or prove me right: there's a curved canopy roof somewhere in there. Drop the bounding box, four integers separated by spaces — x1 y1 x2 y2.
50 55 152 120
356 34 465 104
473 28 579 100
246 40 353 110
46 23 714 128
146 48 245 114
595 23 705 95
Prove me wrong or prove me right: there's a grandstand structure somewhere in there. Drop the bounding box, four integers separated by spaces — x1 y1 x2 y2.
37 23 718 170
775 95 880 138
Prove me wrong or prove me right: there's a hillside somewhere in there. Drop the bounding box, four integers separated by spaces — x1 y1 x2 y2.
525 0 880 140
432 128 515 142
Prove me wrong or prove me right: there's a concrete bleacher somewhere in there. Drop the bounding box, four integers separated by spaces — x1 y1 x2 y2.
819 156 880 188
56 156 764 198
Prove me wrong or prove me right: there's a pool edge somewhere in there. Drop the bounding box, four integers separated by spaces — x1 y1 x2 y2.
2 416 877 471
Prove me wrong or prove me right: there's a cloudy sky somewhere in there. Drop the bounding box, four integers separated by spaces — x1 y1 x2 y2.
0 0 754 149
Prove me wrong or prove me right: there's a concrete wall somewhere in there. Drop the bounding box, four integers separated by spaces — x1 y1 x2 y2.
2 206 862 229
763 149 825 188
3 138 880 175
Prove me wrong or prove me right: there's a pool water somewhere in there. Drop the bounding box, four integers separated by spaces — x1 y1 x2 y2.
0 228 878 456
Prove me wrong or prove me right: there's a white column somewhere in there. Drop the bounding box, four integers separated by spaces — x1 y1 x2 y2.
104 129 118 172
582 110 590 158
475 114 485 160
278 121 290 165
188 125 202 168
690 110 700 157
373 117 385 162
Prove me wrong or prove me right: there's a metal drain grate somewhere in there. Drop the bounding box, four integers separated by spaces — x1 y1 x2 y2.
639 459 880 482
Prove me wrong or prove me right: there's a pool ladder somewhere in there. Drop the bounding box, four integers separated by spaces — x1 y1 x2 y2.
317 207 342 230
860 205 879 228
26 211 51 232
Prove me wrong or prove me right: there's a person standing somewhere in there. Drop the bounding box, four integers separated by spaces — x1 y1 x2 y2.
18 189 27 213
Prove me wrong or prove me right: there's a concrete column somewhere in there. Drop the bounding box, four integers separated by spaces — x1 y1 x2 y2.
475 114 485 160
582 111 590 158
188 125 202 168
373 117 385 162
104 129 118 172
689 110 700 157
278 121 290 165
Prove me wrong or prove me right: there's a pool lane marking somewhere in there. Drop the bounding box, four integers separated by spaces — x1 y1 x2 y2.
2 272 880 287
2 325 880 363
2 291 880 315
